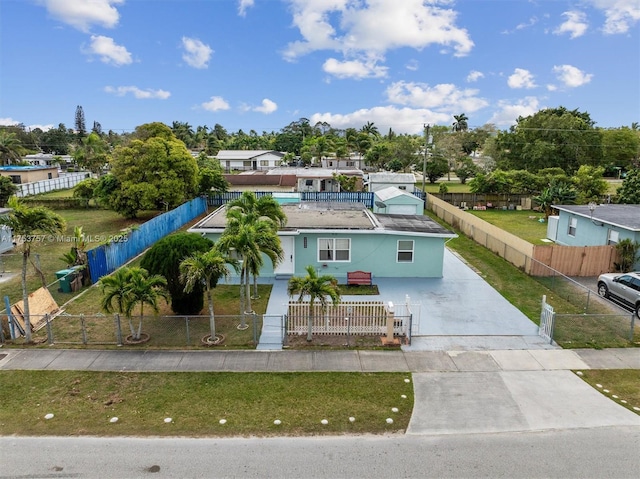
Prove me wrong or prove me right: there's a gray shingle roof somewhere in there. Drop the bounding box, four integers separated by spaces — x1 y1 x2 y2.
553 204 640 231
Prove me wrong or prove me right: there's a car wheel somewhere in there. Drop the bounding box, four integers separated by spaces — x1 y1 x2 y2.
635 303 640 320
597 283 609 298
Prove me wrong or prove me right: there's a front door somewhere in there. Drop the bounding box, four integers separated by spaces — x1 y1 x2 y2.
274 236 295 275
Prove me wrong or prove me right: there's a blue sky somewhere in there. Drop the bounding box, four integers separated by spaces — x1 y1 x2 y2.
1 0 638 135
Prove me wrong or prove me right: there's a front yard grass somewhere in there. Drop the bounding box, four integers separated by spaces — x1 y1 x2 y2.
467 209 549 244
577 369 640 416
0 370 413 437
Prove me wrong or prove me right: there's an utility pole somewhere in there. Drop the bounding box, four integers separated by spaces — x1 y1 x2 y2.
422 124 431 192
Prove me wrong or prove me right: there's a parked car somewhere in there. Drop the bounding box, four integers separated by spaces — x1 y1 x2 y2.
597 272 640 318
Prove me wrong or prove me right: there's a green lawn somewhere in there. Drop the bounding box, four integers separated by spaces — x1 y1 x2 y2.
578 370 640 416
0 370 414 437
467 209 549 244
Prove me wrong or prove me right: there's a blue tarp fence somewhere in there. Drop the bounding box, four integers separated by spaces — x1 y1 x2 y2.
87 197 208 284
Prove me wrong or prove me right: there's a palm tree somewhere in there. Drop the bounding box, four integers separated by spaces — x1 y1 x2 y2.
123 267 169 341
218 219 283 328
73 132 109 175
100 267 136 317
287 265 341 342
452 113 469 132
0 130 26 165
360 121 380 138
179 247 237 343
0 197 66 342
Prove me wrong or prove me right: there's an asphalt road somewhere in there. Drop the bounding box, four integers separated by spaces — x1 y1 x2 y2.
2 427 639 479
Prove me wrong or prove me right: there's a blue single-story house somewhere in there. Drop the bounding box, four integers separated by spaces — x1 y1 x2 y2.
373 186 424 215
188 202 456 280
548 204 640 252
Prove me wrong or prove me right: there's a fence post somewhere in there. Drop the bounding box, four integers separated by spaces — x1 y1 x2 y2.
45 314 53 345
629 313 636 342
80 314 87 345
384 302 395 344
185 317 190 345
253 313 258 345
282 314 288 347
114 314 123 346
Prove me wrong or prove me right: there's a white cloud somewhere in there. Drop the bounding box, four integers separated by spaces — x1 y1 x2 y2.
553 64 593 87
238 0 254 17
466 70 484 82
283 0 473 62
588 0 640 34
310 106 451 135
322 57 388 79
181 37 213 69
385 81 488 112
104 86 171 99
405 59 419 71
554 11 589 38
253 99 278 114
201 96 230 112
84 35 132 66
487 97 541 126
0 118 20 126
507 68 537 89
40 0 123 32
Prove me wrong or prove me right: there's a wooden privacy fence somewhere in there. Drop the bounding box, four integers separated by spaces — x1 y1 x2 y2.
287 300 409 337
530 244 617 277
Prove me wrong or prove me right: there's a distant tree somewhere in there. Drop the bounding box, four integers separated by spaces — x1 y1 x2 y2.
452 113 469 132
74 106 86 140
140 232 214 315
108 123 199 217
454 156 479 184
92 121 102 135
533 180 577 218
332 173 358 192
73 132 109 174
424 155 450 183
93 174 120 208
0 176 17 206
600 127 640 171
616 168 640 204
571 165 608 203
0 130 26 165
360 121 380 138
40 123 72 155
0 197 66 342
386 159 403 172
287 265 341 342
72 178 98 203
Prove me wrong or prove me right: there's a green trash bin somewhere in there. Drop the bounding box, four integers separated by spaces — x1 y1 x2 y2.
56 269 75 293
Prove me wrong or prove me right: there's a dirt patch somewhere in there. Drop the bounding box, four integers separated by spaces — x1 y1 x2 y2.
285 334 401 350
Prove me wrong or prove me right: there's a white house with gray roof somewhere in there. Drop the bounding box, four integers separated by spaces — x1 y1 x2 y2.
216 150 285 172
373 186 424 215
366 172 416 192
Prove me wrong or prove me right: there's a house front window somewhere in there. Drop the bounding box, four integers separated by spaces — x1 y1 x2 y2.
568 217 577 236
260 160 269 167
318 238 350 262
607 229 619 245
397 240 414 263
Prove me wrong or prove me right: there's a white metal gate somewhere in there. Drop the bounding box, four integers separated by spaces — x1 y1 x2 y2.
539 295 556 344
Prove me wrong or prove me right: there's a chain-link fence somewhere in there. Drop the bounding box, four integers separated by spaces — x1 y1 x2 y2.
1 313 262 349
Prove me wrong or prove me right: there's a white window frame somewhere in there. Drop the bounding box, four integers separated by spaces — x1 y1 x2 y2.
260 159 269 167
607 229 619 245
318 238 350 262
568 217 577 236
397 240 414 263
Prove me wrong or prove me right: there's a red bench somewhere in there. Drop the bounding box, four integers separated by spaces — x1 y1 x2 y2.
347 271 372 286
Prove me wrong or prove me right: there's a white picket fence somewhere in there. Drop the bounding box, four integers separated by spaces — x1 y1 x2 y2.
15 172 90 197
287 300 408 336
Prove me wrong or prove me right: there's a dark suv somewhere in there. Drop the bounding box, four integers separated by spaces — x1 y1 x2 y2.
597 272 640 318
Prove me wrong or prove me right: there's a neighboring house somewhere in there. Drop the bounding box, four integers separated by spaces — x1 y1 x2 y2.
216 150 285 172
321 155 358 169
0 208 12 254
367 172 416 192
188 201 456 280
0 165 59 184
548 204 640 248
223 171 297 191
373 186 425 215
268 167 364 193
23 153 72 167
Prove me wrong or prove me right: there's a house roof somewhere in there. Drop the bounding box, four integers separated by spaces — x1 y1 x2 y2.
375 186 423 203
368 172 416 183
215 150 284 160
267 167 363 178
553 204 640 231
190 201 454 237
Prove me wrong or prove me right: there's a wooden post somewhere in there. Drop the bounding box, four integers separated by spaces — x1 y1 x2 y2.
382 301 398 345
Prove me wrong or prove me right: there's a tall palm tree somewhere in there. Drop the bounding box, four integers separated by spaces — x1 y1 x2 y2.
287 265 341 342
179 247 237 342
100 267 135 317
123 267 169 341
0 197 66 342
226 191 287 228
360 121 380 138
452 113 469 132
73 132 109 175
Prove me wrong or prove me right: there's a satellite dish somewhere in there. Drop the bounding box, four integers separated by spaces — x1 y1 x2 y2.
375 201 387 209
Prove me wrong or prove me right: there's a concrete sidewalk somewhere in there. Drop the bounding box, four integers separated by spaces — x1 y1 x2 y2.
1 347 639 372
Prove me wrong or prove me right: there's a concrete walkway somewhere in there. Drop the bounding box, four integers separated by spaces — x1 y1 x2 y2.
2 348 639 435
